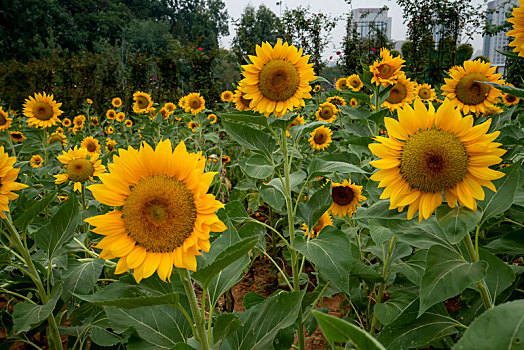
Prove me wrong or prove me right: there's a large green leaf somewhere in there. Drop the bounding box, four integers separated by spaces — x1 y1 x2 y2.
484 229 524 255
307 158 367 182
220 112 268 126
479 81 524 98
13 282 62 332
369 220 394 246
313 311 386 349
479 248 515 299
213 313 242 347
222 201 250 225
396 250 427 285
453 300 524 350
223 121 276 157
356 201 409 223
221 290 305 350
259 185 285 210
289 121 326 140
296 184 332 233
13 191 56 233
243 154 275 179
374 288 418 326
394 218 454 250
436 207 482 244
293 226 352 294
62 258 105 306
419 245 488 316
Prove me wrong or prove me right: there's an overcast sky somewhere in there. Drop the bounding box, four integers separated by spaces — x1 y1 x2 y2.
219 0 489 58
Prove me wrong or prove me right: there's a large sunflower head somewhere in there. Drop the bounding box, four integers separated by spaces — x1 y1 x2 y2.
54 146 106 192
329 179 366 218
326 96 346 108
370 48 406 86
369 99 506 222
335 78 349 91
302 211 333 238
441 59 504 115
415 83 437 102
309 125 333 151
30 155 44 168
23 92 63 128
347 74 364 91
233 85 253 111
221 91 234 102
184 93 206 115
112 97 122 108
0 107 12 132
240 39 316 117
10 131 25 143
48 132 67 146
81 136 101 156
286 115 305 137
381 75 416 112
507 2 524 57
316 102 338 123
133 91 154 114
0 147 28 218
85 140 227 283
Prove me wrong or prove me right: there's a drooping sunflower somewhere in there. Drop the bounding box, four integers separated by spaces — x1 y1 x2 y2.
507 2 524 57
309 126 333 151
30 155 44 168
316 102 338 123
382 75 416 112
441 59 504 115
23 92 63 128
335 78 349 91
81 136 101 156
207 114 217 124
350 98 358 108
106 138 117 152
329 179 366 218
370 48 406 86
326 96 346 108
157 108 169 120
10 131 25 143
85 140 227 282
483 106 504 118
347 74 364 92
221 91 234 102
62 118 72 128
302 211 333 238
133 91 154 114
240 39 316 117
116 112 126 122
54 146 106 192
415 83 437 102
233 86 253 111
0 147 28 218
222 155 231 164
48 132 67 146
0 107 12 132
188 121 199 133
286 115 305 137
112 97 122 108
184 93 206 115
369 99 506 222
91 117 99 126
125 120 133 128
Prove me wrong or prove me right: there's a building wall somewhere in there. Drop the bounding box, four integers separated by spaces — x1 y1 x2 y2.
351 8 392 40
483 0 518 70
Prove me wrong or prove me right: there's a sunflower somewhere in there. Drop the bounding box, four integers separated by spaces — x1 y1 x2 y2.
10 131 25 143
106 110 116 120
347 74 364 92
313 84 321 93
178 95 189 110
483 106 503 117
222 155 231 164
62 118 72 128
116 112 125 122
87 99 93 104
382 75 416 112
309 126 333 151
125 120 133 128
23 92 63 128
233 86 253 111
326 96 346 108
106 126 114 134
184 93 206 115
240 39 316 117
0 147 28 218
48 132 67 146
316 102 338 123
502 84 520 106
415 83 437 102
188 121 199 133
81 136 101 156
165 103 176 113
350 98 358 108
507 2 524 57
302 211 333 238
106 138 117 152
133 91 154 114
85 140 226 282
335 78 349 91
370 48 406 86
30 155 44 168
441 59 504 115
54 146 106 192
91 117 99 126
286 115 305 137
112 97 122 108
221 91 234 102
369 99 506 222
74 115 86 128
207 114 217 124
0 107 13 132
157 108 169 120
329 179 366 218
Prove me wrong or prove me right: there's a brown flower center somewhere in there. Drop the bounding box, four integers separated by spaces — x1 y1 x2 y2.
387 82 407 104
258 59 300 102
66 158 95 183
33 102 54 120
455 72 491 106
332 186 355 206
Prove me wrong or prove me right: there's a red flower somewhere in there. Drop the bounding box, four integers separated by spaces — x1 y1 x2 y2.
198 47 203 51
371 48 376 52
336 51 341 55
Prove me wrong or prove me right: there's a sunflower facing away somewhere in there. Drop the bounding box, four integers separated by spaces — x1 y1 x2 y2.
335 78 349 91
112 97 122 108
309 125 333 151
302 211 333 238
329 178 366 218
55 147 106 192
381 75 416 112
81 136 101 155
221 91 234 102
286 115 305 137
0 147 28 218
326 96 346 108
507 2 524 57
415 83 437 102
48 132 67 146
85 140 227 282
133 91 154 114
369 99 506 222
188 121 199 133
316 102 338 123
370 48 406 86
184 93 206 115
233 85 253 111
347 74 364 92
0 107 12 132
23 92 63 128
30 155 44 168
441 59 504 115
240 39 316 117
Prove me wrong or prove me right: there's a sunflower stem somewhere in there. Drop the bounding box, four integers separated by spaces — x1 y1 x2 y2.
463 232 493 310
178 268 210 350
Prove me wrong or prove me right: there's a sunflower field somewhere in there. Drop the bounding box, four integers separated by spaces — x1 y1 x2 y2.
1 2 524 350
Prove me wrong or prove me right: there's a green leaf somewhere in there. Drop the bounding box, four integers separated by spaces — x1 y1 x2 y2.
213 313 242 346
220 112 268 126
453 300 524 350
369 220 394 246
479 248 515 299
34 193 80 259
394 218 454 250
223 200 250 224
436 207 482 244
293 226 352 294
374 288 418 326
13 282 62 333
223 121 277 157
397 250 427 285
243 292 266 309
484 229 524 255
289 121 326 140
221 290 305 350
356 201 409 223
307 158 367 182
419 245 488 316
259 185 285 210
479 163 520 226
13 191 56 233
479 81 524 98
296 184 332 233
313 311 386 349
191 236 258 288
243 154 275 179
62 259 105 306
90 314 122 346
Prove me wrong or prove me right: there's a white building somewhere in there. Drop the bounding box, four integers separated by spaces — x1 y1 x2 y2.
351 8 392 40
483 0 518 71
